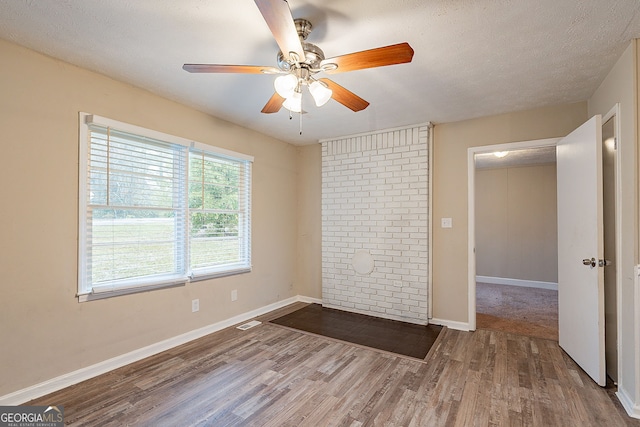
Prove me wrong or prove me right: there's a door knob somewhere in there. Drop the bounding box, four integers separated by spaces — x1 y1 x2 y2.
582 258 610 268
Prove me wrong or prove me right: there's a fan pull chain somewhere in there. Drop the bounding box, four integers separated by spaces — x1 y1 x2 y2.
299 93 303 135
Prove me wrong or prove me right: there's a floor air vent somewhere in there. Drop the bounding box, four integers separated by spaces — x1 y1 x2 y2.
236 320 262 330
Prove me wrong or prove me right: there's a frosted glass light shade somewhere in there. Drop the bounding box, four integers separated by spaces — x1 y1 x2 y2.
309 80 332 107
274 74 298 98
282 91 302 113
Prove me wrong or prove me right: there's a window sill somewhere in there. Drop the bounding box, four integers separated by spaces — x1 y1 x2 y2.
78 280 187 302
77 267 252 302
189 266 252 283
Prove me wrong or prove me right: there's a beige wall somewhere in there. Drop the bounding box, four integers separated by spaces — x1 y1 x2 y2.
475 164 558 283
432 102 587 323
3 30 637 414
588 40 638 416
0 39 300 396
295 143 322 299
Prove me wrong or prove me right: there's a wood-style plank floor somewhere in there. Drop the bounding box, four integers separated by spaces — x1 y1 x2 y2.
27 303 638 426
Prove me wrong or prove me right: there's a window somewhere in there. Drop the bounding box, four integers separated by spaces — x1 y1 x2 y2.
188 149 251 277
78 113 252 301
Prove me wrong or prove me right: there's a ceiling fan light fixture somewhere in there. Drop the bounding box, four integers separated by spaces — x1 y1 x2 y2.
274 74 298 98
283 90 302 113
309 80 332 107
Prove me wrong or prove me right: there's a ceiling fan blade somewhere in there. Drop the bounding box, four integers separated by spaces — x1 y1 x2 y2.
321 42 414 74
319 78 370 112
254 0 305 62
183 64 280 74
261 92 285 113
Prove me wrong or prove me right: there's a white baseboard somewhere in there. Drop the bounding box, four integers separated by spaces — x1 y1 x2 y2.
476 276 558 291
298 295 323 304
616 386 640 419
0 295 319 406
429 318 471 331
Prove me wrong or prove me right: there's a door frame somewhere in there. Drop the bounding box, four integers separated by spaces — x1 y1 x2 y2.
603 103 623 385
466 110 623 385
467 137 559 331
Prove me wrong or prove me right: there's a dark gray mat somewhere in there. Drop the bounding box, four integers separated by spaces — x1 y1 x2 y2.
270 304 442 359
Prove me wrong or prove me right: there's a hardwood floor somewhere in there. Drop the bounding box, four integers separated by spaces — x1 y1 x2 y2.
27 303 638 426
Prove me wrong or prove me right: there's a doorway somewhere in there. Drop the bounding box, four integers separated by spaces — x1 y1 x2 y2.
467 110 621 386
467 138 559 332
473 145 559 341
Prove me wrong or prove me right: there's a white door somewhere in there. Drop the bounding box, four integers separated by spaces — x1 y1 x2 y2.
557 115 605 386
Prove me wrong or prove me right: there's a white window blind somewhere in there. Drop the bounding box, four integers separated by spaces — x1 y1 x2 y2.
188 148 251 279
78 113 252 300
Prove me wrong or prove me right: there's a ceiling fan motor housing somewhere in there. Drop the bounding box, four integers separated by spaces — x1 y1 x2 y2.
277 42 325 71
276 19 325 72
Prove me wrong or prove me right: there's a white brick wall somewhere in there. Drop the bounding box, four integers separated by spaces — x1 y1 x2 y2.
321 125 430 324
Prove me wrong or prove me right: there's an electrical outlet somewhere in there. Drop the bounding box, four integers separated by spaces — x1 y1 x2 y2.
192 299 199 312
231 290 238 301
441 217 453 228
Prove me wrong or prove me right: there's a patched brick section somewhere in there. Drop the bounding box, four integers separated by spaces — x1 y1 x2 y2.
321 125 430 324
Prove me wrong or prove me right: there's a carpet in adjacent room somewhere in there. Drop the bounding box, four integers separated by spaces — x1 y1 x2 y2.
476 282 558 341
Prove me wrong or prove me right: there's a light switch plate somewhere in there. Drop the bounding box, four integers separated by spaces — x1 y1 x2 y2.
441 218 453 228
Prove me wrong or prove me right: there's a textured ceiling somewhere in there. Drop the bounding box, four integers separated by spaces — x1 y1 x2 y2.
0 0 639 145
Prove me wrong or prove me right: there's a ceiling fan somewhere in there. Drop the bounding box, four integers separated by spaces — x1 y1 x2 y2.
183 0 414 115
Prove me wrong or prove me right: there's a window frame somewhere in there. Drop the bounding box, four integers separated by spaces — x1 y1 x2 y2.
187 148 252 282
78 112 253 302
